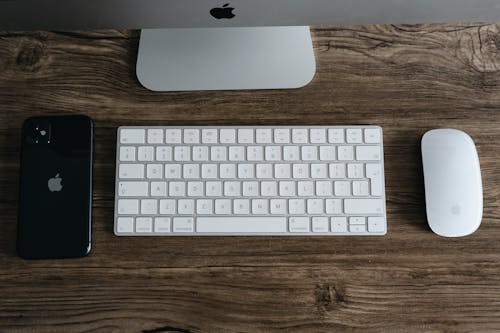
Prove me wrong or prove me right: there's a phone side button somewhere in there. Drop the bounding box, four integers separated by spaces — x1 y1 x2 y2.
117 217 134 234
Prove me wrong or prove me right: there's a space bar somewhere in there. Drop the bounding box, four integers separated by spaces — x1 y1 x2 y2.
197 217 287 233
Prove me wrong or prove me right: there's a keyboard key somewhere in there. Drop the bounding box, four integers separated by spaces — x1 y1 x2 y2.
154 217 171 233
202 129 218 143
151 182 167 196
274 129 290 143
252 199 269 214
215 199 232 214
328 129 344 143
117 217 134 233
147 164 163 179
136 217 153 233
365 128 381 143
197 199 213 214
289 217 310 232
265 146 281 161
302 146 318 160
338 146 354 161
169 182 186 196
292 129 308 143
138 147 154 161
234 199 250 214
183 164 200 179
316 181 333 196
193 146 209 161
344 199 384 214
165 164 181 179
156 146 172 161
256 129 272 143
334 181 350 196
346 129 363 143
289 199 305 214
202 164 218 179
352 181 369 196
229 146 245 161
368 217 386 233
147 129 163 144
206 182 222 196
331 217 348 232
312 217 329 232
311 164 328 178
220 129 236 143
120 146 136 161
284 146 300 161
279 181 296 196
118 182 148 197
242 181 259 196
274 164 291 178
159 199 176 215
197 217 287 233
310 129 326 143
118 199 139 215
247 146 264 161
261 181 277 196
329 163 346 178
173 217 194 232
211 146 227 161
256 164 273 179
238 129 254 143
238 164 254 178
174 146 191 161
293 164 309 179
325 199 342 214
350 224 366 233
270 199 287 214
184 129 200 144
224 181 241 196
220 164 236 179
178 199 195 214
319 146 335 161
307 199 324 214
298 181 314 196
141 199 157 214
366 164 383 196
121 129 145 144
347 163 364 178
165 129 181 143
119 164 144 179
356 146 381 161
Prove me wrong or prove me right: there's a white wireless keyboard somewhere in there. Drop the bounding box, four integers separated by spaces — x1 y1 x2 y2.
114 126 386 236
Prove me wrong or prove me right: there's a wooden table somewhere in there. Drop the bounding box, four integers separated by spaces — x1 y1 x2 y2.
1 24 500 332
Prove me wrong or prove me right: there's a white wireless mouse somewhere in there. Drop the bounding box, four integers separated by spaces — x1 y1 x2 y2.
421 129 483 237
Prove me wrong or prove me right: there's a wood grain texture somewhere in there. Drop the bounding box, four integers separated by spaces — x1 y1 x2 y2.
1 24 500 332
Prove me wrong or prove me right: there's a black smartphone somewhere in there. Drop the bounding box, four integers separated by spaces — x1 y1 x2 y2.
17 115 93 259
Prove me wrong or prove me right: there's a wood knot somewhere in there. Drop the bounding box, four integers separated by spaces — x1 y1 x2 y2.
16 42 46 72
315 283 346 310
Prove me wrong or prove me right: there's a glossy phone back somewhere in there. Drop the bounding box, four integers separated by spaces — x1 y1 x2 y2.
17 115 93 259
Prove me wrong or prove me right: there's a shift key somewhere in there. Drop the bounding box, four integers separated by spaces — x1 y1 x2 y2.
344 199 384 214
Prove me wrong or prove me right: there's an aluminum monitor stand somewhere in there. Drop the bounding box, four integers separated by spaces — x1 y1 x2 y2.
136 27 316 92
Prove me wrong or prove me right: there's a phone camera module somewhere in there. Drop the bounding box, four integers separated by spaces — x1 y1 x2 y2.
28 121 51 144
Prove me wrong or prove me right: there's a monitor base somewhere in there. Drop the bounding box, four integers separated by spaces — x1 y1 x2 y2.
136 27 316 92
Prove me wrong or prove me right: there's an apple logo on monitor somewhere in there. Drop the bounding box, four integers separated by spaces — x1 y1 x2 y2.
48 173 63 192
210 3 235 19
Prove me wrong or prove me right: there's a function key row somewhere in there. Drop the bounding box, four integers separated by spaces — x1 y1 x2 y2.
120 127 382 145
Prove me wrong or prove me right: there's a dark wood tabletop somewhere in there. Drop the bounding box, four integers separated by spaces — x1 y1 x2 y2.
1 24 500 333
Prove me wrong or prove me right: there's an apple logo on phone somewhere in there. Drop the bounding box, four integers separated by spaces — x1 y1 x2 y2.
48 173 63 192
210 3 235 19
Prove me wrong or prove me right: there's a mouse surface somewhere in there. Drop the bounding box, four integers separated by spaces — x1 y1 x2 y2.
421 129 482 237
